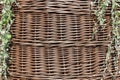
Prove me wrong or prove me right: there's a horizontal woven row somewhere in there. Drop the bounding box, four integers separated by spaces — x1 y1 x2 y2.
8 75 120 80
11 12 110 45
14 0 114 15
15 0 90 14
9 44 120 80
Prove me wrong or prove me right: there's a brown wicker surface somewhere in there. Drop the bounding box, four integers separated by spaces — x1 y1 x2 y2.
8 0 120 80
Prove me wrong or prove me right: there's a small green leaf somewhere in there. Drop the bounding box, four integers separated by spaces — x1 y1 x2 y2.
3 53 9 59
5 33 12 39
1 30 6 34
115 20 120 25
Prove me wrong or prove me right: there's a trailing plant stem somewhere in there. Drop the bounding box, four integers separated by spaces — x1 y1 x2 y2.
0 0 16 80
93 0 120 79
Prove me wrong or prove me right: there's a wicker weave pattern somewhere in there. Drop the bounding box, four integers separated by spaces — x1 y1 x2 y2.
46 0 90 14
8 0 120 80
9 45 107 79
12 12 110 44
16 0 90 14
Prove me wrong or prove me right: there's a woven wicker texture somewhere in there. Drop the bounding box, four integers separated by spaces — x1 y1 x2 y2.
8 0 120 80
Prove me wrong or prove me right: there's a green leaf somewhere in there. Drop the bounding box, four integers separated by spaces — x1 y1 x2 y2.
115 20 120 25
5 32 12 39
3 53 9 59
1 30 6 34
115 11 120 16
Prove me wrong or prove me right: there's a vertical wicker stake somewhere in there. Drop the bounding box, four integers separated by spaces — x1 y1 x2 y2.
0 0 16 80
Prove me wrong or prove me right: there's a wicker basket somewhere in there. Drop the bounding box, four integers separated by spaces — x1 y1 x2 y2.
8 0 120 80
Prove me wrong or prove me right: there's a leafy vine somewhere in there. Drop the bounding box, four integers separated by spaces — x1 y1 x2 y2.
91 0 120 79
0 0 16 80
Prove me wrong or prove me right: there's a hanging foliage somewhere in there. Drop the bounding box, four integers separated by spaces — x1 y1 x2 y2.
91 0 120 79
0 0 16 80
